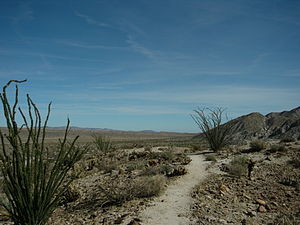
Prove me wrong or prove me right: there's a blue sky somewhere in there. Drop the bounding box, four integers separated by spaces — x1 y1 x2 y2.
0 0 299 132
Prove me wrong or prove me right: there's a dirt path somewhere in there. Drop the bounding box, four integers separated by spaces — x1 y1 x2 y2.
139 155 209 225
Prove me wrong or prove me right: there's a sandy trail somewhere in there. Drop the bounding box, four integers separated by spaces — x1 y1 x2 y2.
139 154 209 225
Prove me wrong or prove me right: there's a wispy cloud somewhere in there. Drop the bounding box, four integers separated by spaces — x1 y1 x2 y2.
126 35 157 60
74 11 110 27
0 48 108 63
11 2 34 24
59 40 128 50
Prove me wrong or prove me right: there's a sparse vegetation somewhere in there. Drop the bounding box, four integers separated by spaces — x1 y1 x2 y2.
227 156 249 177
0 80 86 225
249 139 266 151
98 175 166 206
269 144 286 153
192 107 231 152
205 154 217 162
92 135 113 155
280 136 296 143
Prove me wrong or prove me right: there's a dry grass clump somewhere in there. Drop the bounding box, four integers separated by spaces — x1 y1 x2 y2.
227 156 249 177
249 140 266 151
134 175 166 198
98 175 166 206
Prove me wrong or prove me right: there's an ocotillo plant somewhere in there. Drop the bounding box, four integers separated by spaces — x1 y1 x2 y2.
192 107 231 152
0 80 86 225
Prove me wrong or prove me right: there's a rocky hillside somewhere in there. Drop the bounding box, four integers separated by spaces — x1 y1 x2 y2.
227 106 300 142
196 106 300 143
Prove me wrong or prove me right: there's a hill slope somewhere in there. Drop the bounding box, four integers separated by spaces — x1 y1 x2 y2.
227 106 300 141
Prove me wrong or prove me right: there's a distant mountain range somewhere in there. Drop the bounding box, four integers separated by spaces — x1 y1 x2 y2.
48 106 300 141
225 106 300 142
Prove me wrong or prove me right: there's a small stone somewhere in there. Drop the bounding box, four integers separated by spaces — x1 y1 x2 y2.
89 212 98 218
114 217 123 224
218 218 227 224
127 219 140 225
118 168 125 174
243 194 251 200
219 184 230 192
258 205 267 212
247 211 257 217
255 199 266 205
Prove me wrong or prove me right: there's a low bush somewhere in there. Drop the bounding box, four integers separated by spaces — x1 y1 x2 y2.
249 140 266 151
205 154 217 162
99 175 166 206
269 144 286 153
96 159 119 173
127 161 148 172
134 175 166 198
287 158 300 169
280 137 296 143
227 156 249 177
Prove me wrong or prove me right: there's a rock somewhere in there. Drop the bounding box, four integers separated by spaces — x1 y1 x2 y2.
243 193 251 200
127 218 141 225
118 168 125 174
258 205 267 212
247 211 257 217
166 166 187 177
114 217 123 224
218 218 228 224
255 199 266 205
148 160 158 166
219 184 230 192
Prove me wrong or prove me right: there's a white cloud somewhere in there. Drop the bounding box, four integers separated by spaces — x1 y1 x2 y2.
74 11 110 27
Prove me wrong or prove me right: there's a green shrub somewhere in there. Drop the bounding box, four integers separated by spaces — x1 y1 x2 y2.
0 80 86 225
92 135 112 155
250 140 266 151
228 156 249 177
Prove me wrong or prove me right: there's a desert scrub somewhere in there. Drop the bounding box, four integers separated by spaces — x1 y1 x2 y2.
0 80 86 225
269 144 286 153
205 154 217 162
275 215 300 225
92 135 113 155
249 139 266 151
191 107 232 152
280 136 296 143
228 156 249 177
126 160 148 172
99 175 166 206
134 175 166 198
